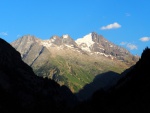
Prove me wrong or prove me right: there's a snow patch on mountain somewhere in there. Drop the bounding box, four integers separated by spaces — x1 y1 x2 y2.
62 34 69 39
41 40 52 47
76 33 95 48
65 44 74 48
81 46 91 52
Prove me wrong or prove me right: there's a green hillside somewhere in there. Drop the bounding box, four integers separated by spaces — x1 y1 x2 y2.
33 50 128 92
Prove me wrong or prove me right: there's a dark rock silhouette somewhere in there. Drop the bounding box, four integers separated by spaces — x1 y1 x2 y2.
72 47 150 113
0 38 77 113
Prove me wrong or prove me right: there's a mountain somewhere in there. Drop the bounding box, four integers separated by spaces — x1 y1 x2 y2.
76 32 138 64
11 32 138 92
0 38 77 113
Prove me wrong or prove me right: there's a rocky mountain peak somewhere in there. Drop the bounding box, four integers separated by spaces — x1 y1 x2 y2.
91 32 105 44
76 32 139 64
21 35 38 42
50 35 60 40
11 35 41 58
49 35 62 45
61 34 77 46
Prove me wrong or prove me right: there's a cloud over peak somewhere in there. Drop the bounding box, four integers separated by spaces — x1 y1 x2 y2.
139 37 150 42
101 22 121 30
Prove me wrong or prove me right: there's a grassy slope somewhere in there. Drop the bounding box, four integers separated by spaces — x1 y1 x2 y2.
33 48 128 93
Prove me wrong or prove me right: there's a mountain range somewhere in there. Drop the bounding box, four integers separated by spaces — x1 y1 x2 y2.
11 32 139 92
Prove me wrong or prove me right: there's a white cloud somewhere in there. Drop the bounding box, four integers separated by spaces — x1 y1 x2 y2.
120 42 138 50
101 22 121 30
0 32 8 36
139 37 150 42
126 43 138 50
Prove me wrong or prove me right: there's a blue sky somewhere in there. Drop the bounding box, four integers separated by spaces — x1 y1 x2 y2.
0 0 150 55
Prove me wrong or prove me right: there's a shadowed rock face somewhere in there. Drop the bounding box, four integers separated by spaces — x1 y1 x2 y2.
76 71 120 101
0 38 77 113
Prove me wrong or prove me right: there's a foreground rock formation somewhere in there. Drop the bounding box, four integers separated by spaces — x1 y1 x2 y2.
0 38 77 113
